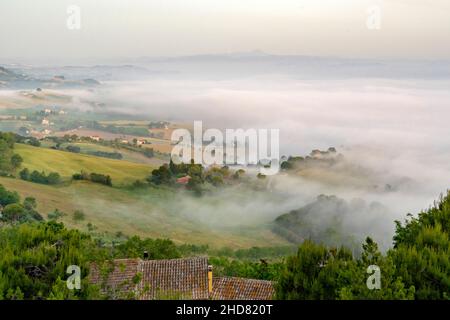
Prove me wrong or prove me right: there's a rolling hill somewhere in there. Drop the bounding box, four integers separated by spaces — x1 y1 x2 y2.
15 143 152 186
0 177 288 248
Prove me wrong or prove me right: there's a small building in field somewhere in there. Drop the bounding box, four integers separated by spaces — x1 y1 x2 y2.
176 175 191 185
90 135 100 142
136 139 146 146
41 118 50 126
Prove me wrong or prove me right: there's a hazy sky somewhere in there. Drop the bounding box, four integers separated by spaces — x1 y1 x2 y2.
1 0 450 63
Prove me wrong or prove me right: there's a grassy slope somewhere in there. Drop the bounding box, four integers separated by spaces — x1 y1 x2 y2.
59 142 164 166
15 143 152 186
0 177 288 248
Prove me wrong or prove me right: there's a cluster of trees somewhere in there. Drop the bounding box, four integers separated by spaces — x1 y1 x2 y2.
280 147 340 171
12 134 41 147
0 132 23 175
47 138 125 160
19 168 61 185
148 160 204 191
276 191 450 300
149 160 243 195
86 121 151 137
112 236 180 260
0 225 183 299
86 151 123 160
209 256 283 281
389 193 450 299
64 144 123 160
0 184 42 223
72 171 112 186
276 238 415 299
65 145 81 153
44 135 157 159
0 221 104 299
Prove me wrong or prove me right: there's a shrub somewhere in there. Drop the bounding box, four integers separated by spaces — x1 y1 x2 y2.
24 170 61 185
72 171 112 186
0 184 20 206
48 209 65 221
1 203 26 223
19 168 30 180
73 210 85 221
66 145 81 153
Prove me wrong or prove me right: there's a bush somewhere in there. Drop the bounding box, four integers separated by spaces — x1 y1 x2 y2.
73 210 85 221
19 168 30 180
47 209 65 221
87 151 122 159
46 172 61 185
0 221 102 299
66 145 81 153
72 171 112 186
10 154 23 170
1 203 26 223
0 184 20 207
89 173 112 186
143 148 154 158
20 168 61 185
113 236 181 260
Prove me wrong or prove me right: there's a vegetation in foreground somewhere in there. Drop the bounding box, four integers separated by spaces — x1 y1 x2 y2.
0 178 449 299
0 130 448 300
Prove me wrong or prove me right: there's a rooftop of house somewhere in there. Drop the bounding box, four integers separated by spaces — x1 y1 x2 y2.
139 256 209 300
211 276 275 300
89 256 275 300
176 175 191 184
89 258 141 299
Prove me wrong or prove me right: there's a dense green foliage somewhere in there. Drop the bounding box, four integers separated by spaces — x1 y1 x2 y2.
389 193 450 299
112 236 181 260
149 160 244 195
276 191 450 300
0 221 102 299
0 184 20 207
0 185 42 223
0 132 22 174
19 168 61 185
276 239 415 300
209 257 283 281
72 171 112 186
65 145 81 153
86 151 123 160
273 195 388 252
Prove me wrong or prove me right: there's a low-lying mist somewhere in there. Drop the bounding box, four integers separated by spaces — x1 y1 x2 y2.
14 62 450 250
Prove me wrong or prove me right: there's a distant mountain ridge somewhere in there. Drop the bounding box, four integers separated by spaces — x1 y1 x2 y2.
0 65 101 89
132 52 450 79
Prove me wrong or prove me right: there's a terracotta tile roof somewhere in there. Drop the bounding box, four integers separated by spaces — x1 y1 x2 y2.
138 256 209 300
211 276 275 300
90 257 209 300
89 259 140 299
90 257 275 300
176 175 191 184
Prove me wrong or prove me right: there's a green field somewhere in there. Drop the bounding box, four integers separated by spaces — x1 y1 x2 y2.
3 143 289 248
15 143 153 186
0 177 288 248
59 142 164 165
